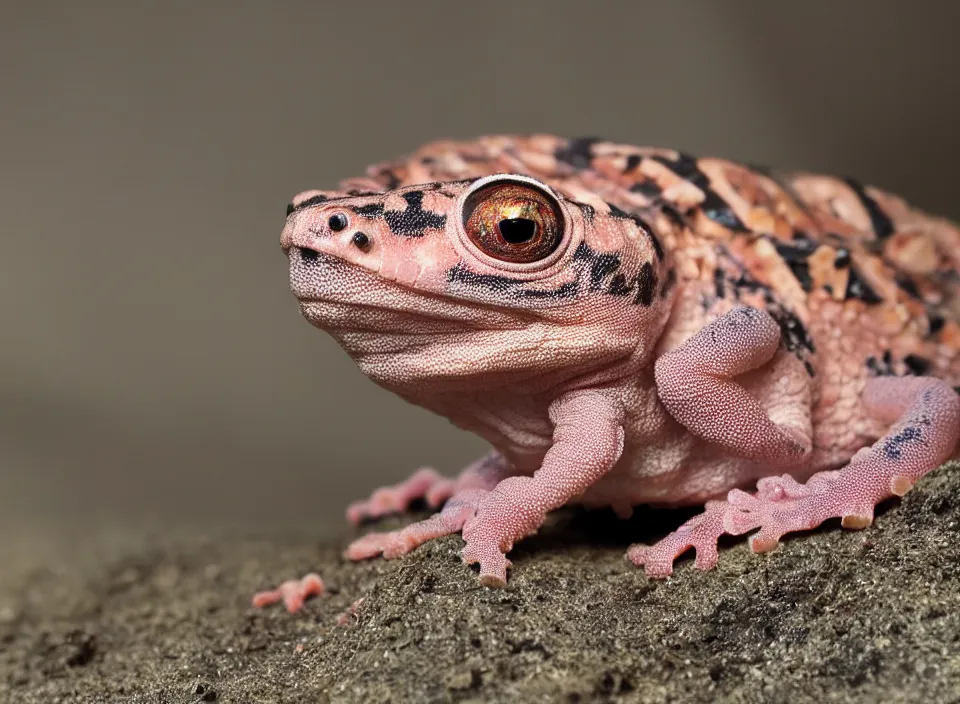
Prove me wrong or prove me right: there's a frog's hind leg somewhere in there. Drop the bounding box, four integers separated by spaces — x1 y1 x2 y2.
630 376 959 576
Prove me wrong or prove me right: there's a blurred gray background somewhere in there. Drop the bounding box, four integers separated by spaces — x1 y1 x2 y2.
2 1 958 562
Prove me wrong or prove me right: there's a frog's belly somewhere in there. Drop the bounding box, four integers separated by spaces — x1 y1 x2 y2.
574 440 858 510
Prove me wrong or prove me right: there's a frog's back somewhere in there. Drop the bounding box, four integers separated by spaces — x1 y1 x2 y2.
351 135 960 410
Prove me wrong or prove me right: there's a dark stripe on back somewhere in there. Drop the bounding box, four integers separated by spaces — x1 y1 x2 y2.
843 177 895 239
653 153 749 233
555 137 603 170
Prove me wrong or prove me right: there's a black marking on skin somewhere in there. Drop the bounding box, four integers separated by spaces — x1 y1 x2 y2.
866 352 896 376
639 215 664 261
653 153 749 233
843 177 895 240
574 242 622 291
701 191 748 231
518 281 579 299
608 273 632 296
720 261 816 372
659 203 687 231
447 263 523 293
353 203 385 218
734 273 767 294
881 425 922 460
634 262 658 306
845 267 884 304
577 202 596 223
292 194 330 213
895 275 923 301
903 354 932 376
351 191 447 237
604 202 665 261
573 239 666 305
954 386 960 396
630 180 662 198
866 357 888 376
450 233 667 305
778 310 816 356
624 154 642 173
714 267 726 299
385 191 447 236
286 202 295 217
834 248 851 269
446 263 578 300
555 137 602 170
770 236 817 293
298 247 318 262
655 153 708 187
605 202 635 220
929 315 946 335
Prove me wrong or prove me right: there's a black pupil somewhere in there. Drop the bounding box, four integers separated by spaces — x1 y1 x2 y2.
329 213 347 231
498 218 537 244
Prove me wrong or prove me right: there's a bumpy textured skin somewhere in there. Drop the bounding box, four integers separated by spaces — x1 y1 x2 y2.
256 135 960 611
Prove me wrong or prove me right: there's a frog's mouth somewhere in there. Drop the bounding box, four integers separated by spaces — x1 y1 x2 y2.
288 245 529 337
286 243 643 395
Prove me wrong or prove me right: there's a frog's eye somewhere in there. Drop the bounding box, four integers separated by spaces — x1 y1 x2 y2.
461 182 564 264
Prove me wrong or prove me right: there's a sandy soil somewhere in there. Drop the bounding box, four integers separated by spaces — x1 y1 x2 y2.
2 462 959 703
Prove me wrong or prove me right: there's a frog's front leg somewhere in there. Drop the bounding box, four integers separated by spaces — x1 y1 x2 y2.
461 391 625 587
345 467 456 525
342 452 511 560
253 453 510 612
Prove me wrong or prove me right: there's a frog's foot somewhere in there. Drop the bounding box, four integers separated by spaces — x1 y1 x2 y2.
459 477 546 588
343 488 487 560
251 573 325 613
726 377 959 554
345 468 455 525
626 499 730 576
630 376 959 576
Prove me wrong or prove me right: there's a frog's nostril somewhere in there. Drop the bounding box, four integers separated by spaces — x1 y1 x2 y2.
299 247 318 262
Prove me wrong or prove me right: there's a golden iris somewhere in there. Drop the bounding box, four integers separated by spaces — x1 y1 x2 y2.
462 183 563 263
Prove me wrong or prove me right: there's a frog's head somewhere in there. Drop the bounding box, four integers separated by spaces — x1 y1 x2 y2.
281 174 673 395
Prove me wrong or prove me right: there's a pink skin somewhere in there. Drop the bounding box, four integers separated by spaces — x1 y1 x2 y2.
461 392 625 586
252 136 960 612
652 306 812 465
343 453 511 561
346 467 455 525
630 371 960 575
251 573 324 613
